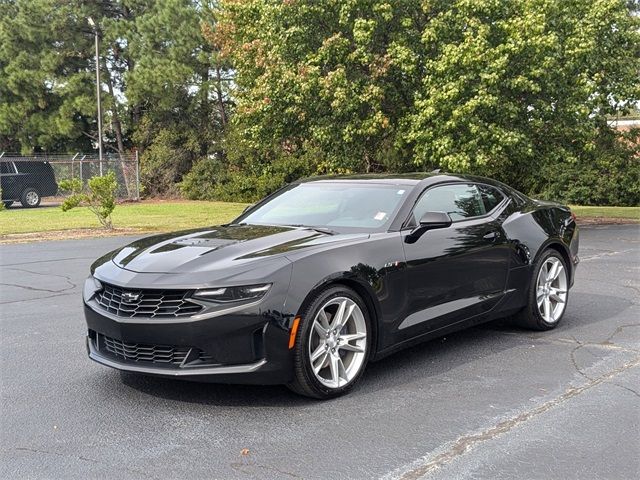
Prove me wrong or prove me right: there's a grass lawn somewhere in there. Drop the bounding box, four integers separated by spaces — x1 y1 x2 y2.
0 200 248 236
0 201 637 240
569 205 640 221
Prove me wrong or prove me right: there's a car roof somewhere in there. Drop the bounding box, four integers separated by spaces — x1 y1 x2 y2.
297 172 432 186
296 172 501 187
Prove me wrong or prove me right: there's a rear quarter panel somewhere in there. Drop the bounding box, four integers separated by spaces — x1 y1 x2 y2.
500 199 578 311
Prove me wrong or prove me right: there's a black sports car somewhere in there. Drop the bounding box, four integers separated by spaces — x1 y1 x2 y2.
84 173 579 398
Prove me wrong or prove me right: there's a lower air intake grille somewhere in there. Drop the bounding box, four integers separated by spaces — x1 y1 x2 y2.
99 334 213 366
94 283 203 318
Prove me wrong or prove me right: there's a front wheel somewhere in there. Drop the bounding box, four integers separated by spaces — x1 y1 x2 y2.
514 249 569 330
20 187 41 208
288 286 371 399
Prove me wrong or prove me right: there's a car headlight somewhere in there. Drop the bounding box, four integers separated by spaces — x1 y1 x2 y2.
191 284 271 303
83 275 103 301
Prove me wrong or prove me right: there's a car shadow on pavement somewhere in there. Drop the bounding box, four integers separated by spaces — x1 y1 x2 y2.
5 203 60 210
115 291 629 407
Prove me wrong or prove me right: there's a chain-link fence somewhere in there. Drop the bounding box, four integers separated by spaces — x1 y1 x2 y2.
0 152 139 207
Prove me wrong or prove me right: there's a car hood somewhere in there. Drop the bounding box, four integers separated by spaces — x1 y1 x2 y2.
110 224 368 274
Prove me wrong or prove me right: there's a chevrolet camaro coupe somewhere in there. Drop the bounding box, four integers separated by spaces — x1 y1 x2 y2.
84 173 579 398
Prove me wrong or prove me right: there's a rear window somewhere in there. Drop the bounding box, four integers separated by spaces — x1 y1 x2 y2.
478 185 505 212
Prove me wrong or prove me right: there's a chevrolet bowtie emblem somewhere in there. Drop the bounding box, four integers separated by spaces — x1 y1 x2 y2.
121 292 140 303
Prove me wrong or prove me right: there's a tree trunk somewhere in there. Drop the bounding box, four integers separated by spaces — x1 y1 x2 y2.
214 65 228 128
200 66 210 156
103 62 132 197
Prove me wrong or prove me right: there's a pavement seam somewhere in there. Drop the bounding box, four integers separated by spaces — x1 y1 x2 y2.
385 355 640 480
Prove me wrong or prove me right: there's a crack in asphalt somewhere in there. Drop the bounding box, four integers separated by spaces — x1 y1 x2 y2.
386 321 640 480
607 381 640 399
566 325 640 400
10 447 163 480
0 291 77 306
603 323 640 345
0 282 70 294
0 256 96 268
230 461 302 479
2 266 77 286
387 355 640 480
0 266 78 303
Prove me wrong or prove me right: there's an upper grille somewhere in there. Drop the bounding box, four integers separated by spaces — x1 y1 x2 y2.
94 283 203 318
99 334 214 366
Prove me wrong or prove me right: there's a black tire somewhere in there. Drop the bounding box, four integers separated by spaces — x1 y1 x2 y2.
3 201 12 209
20 187 41 208
288 285 372 399
513 249 569 331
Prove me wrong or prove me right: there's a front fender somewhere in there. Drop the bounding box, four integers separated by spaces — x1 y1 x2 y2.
283 232 407 355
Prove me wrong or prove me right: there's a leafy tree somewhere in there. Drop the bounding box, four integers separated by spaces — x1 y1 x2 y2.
0 0 232 195
214 0 639 203
107 0 233 194
0 0 97 152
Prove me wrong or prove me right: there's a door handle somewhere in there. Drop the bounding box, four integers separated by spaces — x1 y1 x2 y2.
483 231 499 241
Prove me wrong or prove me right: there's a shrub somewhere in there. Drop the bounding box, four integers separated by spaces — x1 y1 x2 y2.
181 149 319 202
180 156 222 201
133 118 204 197
537 155 640 206
535 129 640 206
59 172 118 228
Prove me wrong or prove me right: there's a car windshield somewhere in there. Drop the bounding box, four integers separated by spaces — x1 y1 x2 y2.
238 182 411 232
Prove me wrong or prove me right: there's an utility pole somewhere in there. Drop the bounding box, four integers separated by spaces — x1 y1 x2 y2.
88 17 103 176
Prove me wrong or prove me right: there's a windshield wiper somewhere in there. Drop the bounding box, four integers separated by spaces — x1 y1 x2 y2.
289 224 337 235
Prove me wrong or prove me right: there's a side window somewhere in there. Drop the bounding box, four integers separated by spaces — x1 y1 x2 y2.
411 184 486 223
0 162 14 174
478 184 504 212
15 161 38 174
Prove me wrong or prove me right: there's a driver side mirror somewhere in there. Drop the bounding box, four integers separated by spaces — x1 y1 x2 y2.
405 211 452 244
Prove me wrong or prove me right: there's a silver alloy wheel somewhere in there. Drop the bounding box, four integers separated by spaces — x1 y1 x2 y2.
536 256 568 323
308 296 367 389
25 190 39 206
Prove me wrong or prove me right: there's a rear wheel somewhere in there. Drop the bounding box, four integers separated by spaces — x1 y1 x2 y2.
514 249 569 330
2 201 12 209
288 286 371 399
20 187 41 208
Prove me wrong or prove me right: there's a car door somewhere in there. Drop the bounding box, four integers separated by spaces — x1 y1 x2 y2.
397 182 511 339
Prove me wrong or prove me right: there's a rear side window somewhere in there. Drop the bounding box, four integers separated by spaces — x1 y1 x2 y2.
411 184 486 223
0 162 14 174
478 184 505 212
15 161 47 174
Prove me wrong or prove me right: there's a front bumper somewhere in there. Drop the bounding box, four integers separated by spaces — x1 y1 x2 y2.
84 302 295 385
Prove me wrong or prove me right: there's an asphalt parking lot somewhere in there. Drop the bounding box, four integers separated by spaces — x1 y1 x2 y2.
1 224 638 479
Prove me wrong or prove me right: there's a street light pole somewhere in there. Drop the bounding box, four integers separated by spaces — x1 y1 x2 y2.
88 17 103 176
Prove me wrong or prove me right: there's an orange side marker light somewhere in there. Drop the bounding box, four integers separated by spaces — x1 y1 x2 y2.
288 317 301 349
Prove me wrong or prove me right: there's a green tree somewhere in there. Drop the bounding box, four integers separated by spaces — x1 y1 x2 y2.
108 0 233 195
0 0 232 195
214 0 639 202
0 0 97 152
